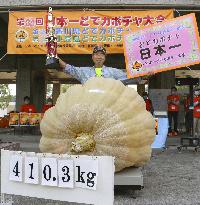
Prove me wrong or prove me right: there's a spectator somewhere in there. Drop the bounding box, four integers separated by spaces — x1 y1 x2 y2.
42 98 54 113
167 87 180 136
20 96 36 113
142 92 154 115
193 89 200 137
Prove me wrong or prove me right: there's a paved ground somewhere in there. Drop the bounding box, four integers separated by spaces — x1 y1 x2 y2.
0 132 200 205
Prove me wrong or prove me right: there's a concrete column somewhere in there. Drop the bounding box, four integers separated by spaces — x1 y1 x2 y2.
52 83 61 104
32 70 46 112
16 56 32 112
137 84 145 96
149 70 175 89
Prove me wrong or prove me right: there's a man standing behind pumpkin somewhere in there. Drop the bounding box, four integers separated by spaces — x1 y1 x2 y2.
167 87 180 136
58 45 154 84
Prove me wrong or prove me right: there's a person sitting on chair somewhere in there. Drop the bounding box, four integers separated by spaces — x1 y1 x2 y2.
42 98 54 113
20 96 36 113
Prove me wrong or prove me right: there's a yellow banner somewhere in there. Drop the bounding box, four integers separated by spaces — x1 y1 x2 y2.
8 10 173 54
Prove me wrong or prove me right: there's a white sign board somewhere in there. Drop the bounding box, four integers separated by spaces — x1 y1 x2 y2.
9 154 23 182
24 156 39 184
1 150 115 205
75 158 98 190
58 159 74 188
41 157 58 187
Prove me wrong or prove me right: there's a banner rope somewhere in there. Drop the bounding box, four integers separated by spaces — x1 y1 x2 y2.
175 9 181 17
0 53 7 62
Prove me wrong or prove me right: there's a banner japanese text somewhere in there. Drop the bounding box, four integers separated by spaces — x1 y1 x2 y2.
8 10 173 54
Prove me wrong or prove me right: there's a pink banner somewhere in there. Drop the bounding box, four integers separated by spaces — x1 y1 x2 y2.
123 13 200 78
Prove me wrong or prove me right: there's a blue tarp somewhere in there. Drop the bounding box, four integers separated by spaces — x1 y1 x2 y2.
151 118 168 149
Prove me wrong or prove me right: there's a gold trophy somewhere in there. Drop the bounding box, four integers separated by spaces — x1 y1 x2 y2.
45 7 59 69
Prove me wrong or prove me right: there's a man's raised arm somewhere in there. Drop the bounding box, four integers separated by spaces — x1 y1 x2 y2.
58 57 67 71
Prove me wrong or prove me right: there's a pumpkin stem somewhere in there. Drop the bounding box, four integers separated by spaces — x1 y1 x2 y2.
71 133 96 153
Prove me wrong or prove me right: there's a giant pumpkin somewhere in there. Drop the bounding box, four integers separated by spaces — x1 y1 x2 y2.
40 77 155 172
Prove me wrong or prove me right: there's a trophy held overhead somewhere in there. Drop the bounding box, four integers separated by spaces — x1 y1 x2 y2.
45 7 59 70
